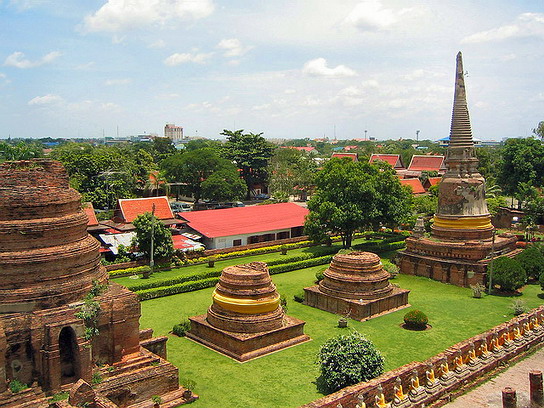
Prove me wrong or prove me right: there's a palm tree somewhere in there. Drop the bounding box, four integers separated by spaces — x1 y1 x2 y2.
144 171 170 197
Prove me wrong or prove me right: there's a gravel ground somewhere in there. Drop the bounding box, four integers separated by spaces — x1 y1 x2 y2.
445 348 544 408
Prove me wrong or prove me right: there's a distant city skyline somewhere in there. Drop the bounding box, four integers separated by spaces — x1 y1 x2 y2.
1 1 543 141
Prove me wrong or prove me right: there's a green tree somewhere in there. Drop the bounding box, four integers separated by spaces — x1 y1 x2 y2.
525 195 544 225
316 331 384 393
268 147 317 200
491 256 527 292
221 130 274 199
201 167 246 202
515 246 544 281
50 143 139 209
305 159 412 248
166 148 234 203
132 212 174 261
534 121 544 140
0 141 43 162
412 194 438 216
497 138 544 205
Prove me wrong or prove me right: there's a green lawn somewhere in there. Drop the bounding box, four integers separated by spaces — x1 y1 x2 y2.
138 263 544 408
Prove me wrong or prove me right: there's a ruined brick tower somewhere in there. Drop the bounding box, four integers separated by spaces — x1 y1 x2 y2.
0 160 192 407
398 52 519 287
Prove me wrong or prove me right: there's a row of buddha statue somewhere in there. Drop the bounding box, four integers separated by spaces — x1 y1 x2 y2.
334 308 544 408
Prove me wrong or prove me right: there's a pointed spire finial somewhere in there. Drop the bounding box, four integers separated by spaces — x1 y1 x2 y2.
449 51 473 147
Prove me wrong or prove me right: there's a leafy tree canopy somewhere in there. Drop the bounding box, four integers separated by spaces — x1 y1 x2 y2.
268 147 317 200
201 167 246 202
491 256 526 292
132 212 174 261
0 141 43 162
316 331 384 393
221 129 274 199
305 158 412 248
497 137 544 198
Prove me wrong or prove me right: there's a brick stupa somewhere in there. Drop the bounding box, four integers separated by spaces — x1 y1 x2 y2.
0 160 193 408
187 262 310 362
398 52 519 287
304 252 410 320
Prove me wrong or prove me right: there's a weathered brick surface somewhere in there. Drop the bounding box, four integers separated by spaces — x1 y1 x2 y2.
0 160 193 408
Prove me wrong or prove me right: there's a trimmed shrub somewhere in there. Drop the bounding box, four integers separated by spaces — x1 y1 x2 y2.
315 270 325 282
293 290 305 303
509 300 527 316
491 256 527 292
172 320 191 337
268 255 333 275
515 246 544 280
403 310 428 330
316 331 384 393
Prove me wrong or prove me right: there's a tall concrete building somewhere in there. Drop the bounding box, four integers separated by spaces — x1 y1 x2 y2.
164 123 184 142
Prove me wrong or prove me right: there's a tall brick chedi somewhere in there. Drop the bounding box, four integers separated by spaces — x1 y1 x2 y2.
0 160 192 407
398 53 518 287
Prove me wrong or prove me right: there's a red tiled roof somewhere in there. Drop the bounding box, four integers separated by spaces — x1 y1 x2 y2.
428 177 442 186
369 154 403 168
83 202 99 226
180 202 309 238
117 197 174 223
172 234 197 250
400 178 426 194
331 153 358 161
407 155 445 172
344 145 358 151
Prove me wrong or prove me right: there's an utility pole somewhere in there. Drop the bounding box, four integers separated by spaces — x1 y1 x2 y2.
487 228 496 294
416 130 420 143
364 130 368 141
149 203 156 277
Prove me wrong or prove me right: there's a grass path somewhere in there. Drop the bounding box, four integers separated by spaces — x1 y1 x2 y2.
139 263 544 408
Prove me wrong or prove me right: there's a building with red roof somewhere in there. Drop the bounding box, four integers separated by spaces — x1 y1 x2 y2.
331 152 358 162
407 155 445 172
343 145 359 151
282 146 317 154
400 178 426 195
369 154 405 169
83 202 99 227
423 177 442 191
114 196 175 223
179 202 309 249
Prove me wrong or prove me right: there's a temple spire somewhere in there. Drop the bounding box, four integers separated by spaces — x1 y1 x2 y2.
449 52 473 148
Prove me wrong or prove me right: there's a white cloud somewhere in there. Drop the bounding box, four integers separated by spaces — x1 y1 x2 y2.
302 58 357 78
105 78 131 86
4 51 62 68
0 72 10 85
75 61 95 70
217 38 252 57
343 0 397 31
149 39 166 49
164 52 211 66
83 0 214 33
28 94 64 105
462 13 544 43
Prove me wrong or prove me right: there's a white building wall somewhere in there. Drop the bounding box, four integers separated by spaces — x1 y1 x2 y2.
206 228 293 249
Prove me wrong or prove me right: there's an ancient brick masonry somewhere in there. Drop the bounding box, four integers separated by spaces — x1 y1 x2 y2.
187 261 310 362
398 52 518 287
0 160 193 408
304 252 410 321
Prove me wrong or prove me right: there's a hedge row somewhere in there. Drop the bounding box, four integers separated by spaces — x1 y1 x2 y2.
109 265 151 278
352 240 406 252
134 255 335 300
124 270 222 292
136 277 219 301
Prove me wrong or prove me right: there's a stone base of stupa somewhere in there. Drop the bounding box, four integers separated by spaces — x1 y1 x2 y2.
398 234 520 287
186 314 310 362
303 285 410 321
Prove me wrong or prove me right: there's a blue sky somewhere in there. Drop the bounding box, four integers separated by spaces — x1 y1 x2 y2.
1 0 543 141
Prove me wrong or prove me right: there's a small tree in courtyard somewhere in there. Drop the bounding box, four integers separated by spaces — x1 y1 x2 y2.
515 246 544 281
316 331 384 393
305 158 411 248
491 256 526 292
132 212 174 262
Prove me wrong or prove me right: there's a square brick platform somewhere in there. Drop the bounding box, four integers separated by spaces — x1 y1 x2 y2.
303 285 410 321
186 315 311 362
